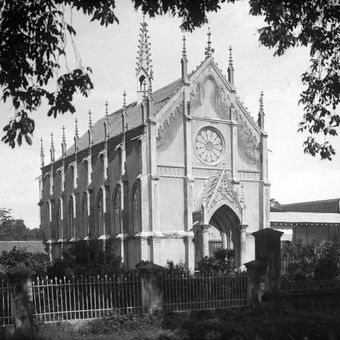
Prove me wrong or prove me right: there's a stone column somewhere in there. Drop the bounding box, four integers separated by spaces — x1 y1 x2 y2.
7 267 34 338
194 224 210 262
240 224 248 266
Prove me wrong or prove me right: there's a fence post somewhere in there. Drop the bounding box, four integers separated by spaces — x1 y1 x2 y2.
136 262 164 314
252 228 283 290
7 267 34 339
244 259 267 307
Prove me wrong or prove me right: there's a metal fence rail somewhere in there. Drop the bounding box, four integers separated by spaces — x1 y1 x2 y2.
0 276 12 326
162 272 249 312
32 274 142 322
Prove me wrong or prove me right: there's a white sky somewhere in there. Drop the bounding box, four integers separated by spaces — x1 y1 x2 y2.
0 1 339 229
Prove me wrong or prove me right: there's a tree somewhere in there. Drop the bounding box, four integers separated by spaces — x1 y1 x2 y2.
0 209 43 240
1 0 339 159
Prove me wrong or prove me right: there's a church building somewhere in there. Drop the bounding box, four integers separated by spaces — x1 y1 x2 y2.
39 20 270 270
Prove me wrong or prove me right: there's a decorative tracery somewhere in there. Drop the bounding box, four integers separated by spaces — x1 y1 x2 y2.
195 127 224 164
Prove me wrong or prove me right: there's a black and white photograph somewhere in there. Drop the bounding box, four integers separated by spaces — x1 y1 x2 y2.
1 1 340 339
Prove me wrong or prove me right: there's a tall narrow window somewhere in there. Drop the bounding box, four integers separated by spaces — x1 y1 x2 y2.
131 183 141 233
113 186 121 235
68 196 74 240
97 189 104 236
56 199 62 240
81 193 88 238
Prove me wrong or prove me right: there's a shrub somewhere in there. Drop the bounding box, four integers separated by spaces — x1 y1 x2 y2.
196 248 237 274
0 247 48 276
46 239 122 278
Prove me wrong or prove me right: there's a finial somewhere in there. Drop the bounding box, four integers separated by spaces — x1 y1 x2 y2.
88 110 93 130
257 91 265 130
74 118 79 139
74 119 79 153
123 91 127 110
50 132 55 163
227 45 235 87
122 91 127 133
182 35 187 60
62 126 66 145
40 138 45 167
205 27 215 58
228 46 233 68
105 101 109 120
61 125 67 157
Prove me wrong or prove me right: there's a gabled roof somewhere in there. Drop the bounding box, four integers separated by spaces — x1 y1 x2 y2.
64 77 183 157
272 198 340 214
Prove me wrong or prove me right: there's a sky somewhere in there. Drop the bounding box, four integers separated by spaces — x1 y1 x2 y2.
0 1 339 229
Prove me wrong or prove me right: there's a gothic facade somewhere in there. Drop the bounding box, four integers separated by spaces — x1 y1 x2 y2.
39 21 270 270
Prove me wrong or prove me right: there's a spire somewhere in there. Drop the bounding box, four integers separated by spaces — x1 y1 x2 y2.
74 118 79 152
257 91 265 130
40 138 45 168
61 126 67 158
50 132 55 163
181 35 189 84
136 17 153 102
205 27 214 58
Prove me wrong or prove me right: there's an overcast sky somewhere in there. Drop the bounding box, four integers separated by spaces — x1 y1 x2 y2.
0 1 339 229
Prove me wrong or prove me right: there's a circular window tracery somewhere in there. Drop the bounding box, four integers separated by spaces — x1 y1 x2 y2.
195 127 224 164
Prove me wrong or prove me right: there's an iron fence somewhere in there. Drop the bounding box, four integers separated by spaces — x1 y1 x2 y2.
0 276 12 326
162 272 249 312
32 274 143 322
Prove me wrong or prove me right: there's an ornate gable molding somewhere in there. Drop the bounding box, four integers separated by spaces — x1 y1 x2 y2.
193 168 244 225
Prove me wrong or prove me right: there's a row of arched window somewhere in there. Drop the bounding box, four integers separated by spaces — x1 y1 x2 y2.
47 182 141 241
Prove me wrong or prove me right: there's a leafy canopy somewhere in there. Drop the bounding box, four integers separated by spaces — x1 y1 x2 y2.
1 0 340 159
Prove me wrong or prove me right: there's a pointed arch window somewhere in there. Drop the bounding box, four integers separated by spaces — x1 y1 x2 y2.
97 189 104 236
131 182 141 233
113 185 121 235
68 196 75 240
81 192 89 239
56 199 62 240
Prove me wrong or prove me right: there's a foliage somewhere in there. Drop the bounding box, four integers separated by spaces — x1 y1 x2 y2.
196 248 237 274
0 247 48 276
46 239 122 278
1 1 339 158
249 0 340 159
0 219 43 241
281 240 340 281
0 208 42 240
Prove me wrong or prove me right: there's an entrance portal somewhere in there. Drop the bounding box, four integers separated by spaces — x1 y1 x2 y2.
194 204 241 266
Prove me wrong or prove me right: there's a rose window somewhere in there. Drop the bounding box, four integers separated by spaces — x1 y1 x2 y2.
195 127 224 164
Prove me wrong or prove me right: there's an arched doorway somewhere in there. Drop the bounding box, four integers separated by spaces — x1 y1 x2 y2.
209 205 241 266
194 204 241 267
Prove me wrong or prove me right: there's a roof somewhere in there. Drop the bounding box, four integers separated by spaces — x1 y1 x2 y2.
272 198 340 214
0 241 47 254
270 212 340 224
65 78 183 157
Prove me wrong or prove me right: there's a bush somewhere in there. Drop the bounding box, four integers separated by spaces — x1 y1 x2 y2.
0 247 48 276
281 240 340 281
46 239 122 278
196 248 237 274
